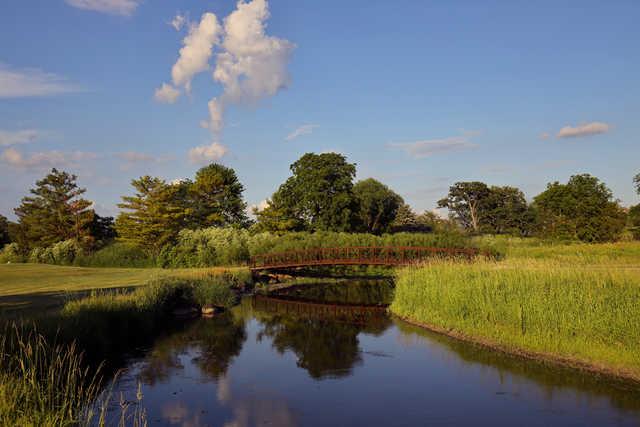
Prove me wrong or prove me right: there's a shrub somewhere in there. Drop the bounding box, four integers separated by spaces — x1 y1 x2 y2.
158 228 251 268
0 243 26 263
74 242 155 268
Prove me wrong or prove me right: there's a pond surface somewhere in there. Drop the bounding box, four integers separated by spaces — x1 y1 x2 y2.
109 281 640 426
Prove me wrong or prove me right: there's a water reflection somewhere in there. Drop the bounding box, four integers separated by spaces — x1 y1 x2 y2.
108 281 640 427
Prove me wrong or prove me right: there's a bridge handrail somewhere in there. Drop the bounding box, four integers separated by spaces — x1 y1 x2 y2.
250 245 481 269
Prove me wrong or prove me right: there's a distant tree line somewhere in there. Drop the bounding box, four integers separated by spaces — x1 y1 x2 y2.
1 153 638 260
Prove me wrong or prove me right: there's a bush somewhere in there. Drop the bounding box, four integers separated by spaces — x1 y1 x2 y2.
0 243 26 264
74 242 155 268
27 240 82 266
158 228 251 268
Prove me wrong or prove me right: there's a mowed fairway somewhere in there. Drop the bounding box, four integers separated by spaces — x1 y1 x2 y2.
0 263 245 315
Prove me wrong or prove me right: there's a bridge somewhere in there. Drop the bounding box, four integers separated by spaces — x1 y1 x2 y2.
250 246 481 272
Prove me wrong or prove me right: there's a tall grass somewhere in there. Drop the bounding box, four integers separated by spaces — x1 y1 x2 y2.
390 258 640 380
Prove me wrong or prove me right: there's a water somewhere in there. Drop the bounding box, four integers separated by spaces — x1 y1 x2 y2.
109 281 640 426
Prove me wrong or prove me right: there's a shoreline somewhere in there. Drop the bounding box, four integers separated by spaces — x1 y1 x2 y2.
393 314 640 389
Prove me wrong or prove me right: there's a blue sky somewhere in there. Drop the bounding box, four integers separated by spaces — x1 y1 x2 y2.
1 0 639 220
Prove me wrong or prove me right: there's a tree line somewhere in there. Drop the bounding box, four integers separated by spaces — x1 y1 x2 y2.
1 153 639 258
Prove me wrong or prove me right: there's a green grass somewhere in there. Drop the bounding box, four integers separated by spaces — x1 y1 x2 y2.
390 240 640 381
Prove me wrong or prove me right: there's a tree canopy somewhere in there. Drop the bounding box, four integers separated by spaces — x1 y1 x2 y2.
13 168 94 248
353 178 403 234
116 176 189 254
257 153 358 232
533 174 626 242
0 215 10 249
186 163 248 228
438 182 491 232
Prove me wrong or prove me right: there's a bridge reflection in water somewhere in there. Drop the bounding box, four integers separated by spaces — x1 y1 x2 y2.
252 294 388 325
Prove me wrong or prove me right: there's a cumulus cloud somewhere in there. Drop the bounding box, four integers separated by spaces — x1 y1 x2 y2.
154 12 221 106
154 83 180 104
285 124 318 141
389 133 479 159
1 147 96 170
556 121 610 138
188 142 228 165
0 64 81 98
65 0 142 16
0 129 40 147
156 0 294 158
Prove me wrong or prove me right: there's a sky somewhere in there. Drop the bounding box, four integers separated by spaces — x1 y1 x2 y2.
1 0 639 220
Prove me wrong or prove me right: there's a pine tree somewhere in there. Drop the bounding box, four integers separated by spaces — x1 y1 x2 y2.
14 168 93 248
116 176 189 254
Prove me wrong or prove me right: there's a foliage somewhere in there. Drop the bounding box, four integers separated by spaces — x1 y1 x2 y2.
28 239 82 265
185 163 249 228
88 213 117 248
481 186 533 235
629 204 640 240
391 257 640 380
438 181 491 232
533 174 626 242
158 227 251 268
353 178 403 234
191 276 238 308
256 153 359 232
634 172 640 195
0 243 26 264
116 176 190 254
13 168 94 249
0 215 9 249
74 242 156 268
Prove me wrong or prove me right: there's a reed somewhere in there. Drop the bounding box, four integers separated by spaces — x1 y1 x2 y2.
390 256 640 380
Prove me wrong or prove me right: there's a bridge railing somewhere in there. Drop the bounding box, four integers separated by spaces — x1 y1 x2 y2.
250 246 481 270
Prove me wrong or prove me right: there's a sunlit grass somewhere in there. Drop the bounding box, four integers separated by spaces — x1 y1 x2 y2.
390 241 640 380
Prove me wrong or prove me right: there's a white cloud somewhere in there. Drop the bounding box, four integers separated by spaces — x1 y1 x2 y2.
247 199 269 217
65 0 142 16
389 133 478 159
0 129 40 147
285 124 318 141
1 147 96 170
188 142 228 165
157 0 294 141
154 83 180 103
171 13 187 31
556 121 610 138
0 64 81 98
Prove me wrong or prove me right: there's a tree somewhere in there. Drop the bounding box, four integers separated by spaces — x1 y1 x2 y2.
482 186 532 235
390 204 435 233
634 172 640 195
186 163 248 228
89 213 117 246
437 182 491 232
116 176 189 254
353 178 403 234
0 215 10 249
13 168 93 248
533 174 626 242
628 204 640 240
257 153 358 232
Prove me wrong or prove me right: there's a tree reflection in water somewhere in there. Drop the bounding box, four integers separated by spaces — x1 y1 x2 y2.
137 313 247 385
252 295 392 379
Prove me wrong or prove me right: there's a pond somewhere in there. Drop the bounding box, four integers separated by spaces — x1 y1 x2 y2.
107 280 640 426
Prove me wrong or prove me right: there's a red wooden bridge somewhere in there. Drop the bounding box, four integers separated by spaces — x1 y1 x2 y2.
250 246 481 271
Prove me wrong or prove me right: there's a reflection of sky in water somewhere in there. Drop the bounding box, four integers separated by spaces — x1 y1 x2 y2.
108 303 640 427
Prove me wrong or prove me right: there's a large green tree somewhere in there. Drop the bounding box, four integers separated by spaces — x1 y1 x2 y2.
13 168 93 248
0 215 10 249
482 186 533 235
533 174 626 242
634 172 640 195
437 182 491 232
257 153 358 232
186 163 248 228
116 176 189 254
353 178 403 234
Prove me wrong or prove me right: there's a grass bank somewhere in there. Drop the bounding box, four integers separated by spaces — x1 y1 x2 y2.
0 270 252 425
390 242 640 383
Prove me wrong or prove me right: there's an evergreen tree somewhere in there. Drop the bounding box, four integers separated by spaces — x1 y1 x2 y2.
0 215 10 248
13 168 93 248
116 176 189 254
